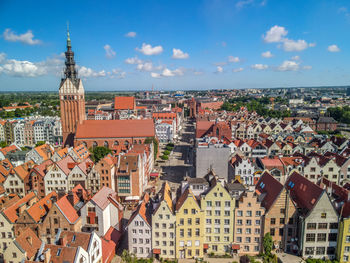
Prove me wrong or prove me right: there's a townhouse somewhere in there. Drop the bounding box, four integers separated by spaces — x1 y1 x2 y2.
152 182 176 259
201 178 235 255
175 188 204 259
233 188 265 255
80 186 123 236
127 194 152 258
286 172 339 259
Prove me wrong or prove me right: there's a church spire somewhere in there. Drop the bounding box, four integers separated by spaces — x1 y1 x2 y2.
63 24 78 84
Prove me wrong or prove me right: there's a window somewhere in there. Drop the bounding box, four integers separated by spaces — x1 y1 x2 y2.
321 213 327 219
237 210 243 217
191 209 196 214
307 223 316 230
236 237 242 243
195 218 200 225
215 201 221 207
206 201 212 207
224 219 230 225
280 208 285 214
187 218 192 225
346 235 350 243
330 223 338 229
187 229 192 237
132 238 137 244
246 228 251 234
256 211 261 217
305 247 314 255
280 218 285 224
246 211 252 217
317 233 327 242
225 201 230 207
224 210 230 216
179 219 184 225
329 233 337 242
318 223 328 229
279 228 284 236
184 209 188 214
327 246 335 255
270 228 275 236
306 233 315 242
195 228 200 237
12 253 17 258
271 218 276 225
237 219 242 225
237 228 242 234
180 229 184 237
206 210 212 216
316 247 325 255
255 220 261 225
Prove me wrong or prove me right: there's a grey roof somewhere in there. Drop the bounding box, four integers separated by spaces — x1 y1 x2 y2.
226 182 246 192
187 177 209 185
317 117 337 123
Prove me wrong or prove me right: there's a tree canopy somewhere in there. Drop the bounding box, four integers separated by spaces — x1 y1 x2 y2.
89 146 112 163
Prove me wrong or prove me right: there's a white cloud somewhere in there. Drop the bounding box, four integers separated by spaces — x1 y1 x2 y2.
233 67 244 72
328 44 340 52
0 53 6 63
103 44 116 58
3 28 41 45
137 62 153 72
172 48 189 59
125 32 136 38
228 56 240 63
0 59 46 77
216 66 224 73
251 64 268 70
78 66 106 78
162 68 184 77
282 39 308 52
151 72 161 78
136 43 163 55
110 69 126 79
291 55 300 61
261 51 273 58
263 25 288 43
236 0 254 9
125 56 143 64
303 65 312 70
277 60 300 71
263 25 314 52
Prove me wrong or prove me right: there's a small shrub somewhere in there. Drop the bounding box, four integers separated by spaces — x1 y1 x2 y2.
163 150 171 155
160 155 169 160
166 145 174 151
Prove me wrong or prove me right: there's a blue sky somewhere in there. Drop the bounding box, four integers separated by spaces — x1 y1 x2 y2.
0 0 349 91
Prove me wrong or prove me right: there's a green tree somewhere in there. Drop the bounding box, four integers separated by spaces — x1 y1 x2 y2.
35 141 45 147
0 141 7 148
89 146 112 163
144 137 158 160
263 233 273 256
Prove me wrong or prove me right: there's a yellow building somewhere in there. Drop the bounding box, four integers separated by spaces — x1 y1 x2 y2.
337 203 350 263
152 182 176 259
201 179 235 255
175 188 204 259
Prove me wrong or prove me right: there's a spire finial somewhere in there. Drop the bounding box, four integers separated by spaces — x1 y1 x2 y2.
66 21 71 47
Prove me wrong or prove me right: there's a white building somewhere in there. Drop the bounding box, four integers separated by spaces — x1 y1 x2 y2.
155 119 174 142
81 186 124 236
127 196 152 258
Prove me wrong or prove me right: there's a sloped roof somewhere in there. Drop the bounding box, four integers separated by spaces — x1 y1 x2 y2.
175 188 199 211
128 194 151 227
43 244 78 263
3 192 37 223
32 159 53 177
55 195 79 224
91 186 122 210
286 171 323 216
55 155 75 175
114 96 135 110
14 160 34 180
75 119 155 139
34 144 53 160
58 231 91 251
0 145 20 156
256 171 283 212
14 227 42 259
26 191 57 222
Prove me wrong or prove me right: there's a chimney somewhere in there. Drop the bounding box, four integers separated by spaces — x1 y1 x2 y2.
67 191 75 206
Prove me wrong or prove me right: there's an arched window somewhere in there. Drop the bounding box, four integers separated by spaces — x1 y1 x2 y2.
104 141 109 148
93 141 98 149
124 140 129 146
216 128 219 137
82 141 87 147
139 140 142 144
134 140 137 144
114 141 119 146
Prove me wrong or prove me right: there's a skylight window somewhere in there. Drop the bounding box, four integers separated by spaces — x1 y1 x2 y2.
57 248 61 256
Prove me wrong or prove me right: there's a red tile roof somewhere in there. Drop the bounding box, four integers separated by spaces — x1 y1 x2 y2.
286 171 323 215
0 144 20 156
114 96 135 110
3 192 37 223
15 227 42 259
75 120 155 139
27 191 57 222
255 171 283 212
55 195 79 224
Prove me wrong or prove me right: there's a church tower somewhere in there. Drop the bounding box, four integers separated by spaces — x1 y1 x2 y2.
59 28 86 146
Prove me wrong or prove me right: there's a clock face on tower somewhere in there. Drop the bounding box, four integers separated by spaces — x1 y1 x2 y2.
59 29 86 147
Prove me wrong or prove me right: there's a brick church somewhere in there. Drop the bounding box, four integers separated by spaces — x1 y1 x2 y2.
59 31 155 148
